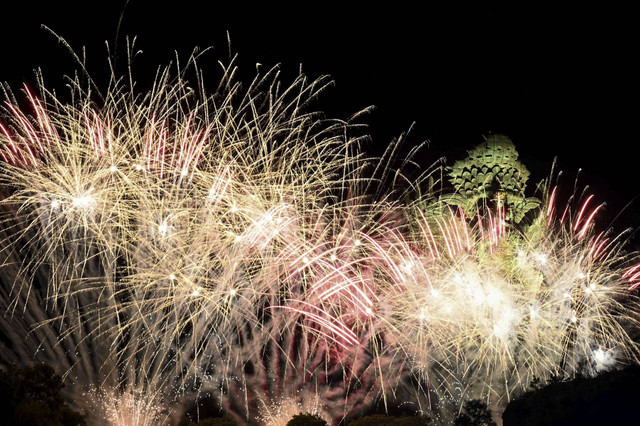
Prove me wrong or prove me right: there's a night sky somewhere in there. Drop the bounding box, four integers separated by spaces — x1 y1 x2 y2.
2 2 637 230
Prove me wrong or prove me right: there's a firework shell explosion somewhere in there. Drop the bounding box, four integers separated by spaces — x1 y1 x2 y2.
1 49 640 425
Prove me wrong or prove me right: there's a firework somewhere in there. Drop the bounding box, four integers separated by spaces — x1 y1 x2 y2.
0 52 401 424
2 48 640 426
378 187 640 419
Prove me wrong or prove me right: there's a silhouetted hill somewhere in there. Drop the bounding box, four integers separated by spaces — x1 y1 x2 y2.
503 366 640 425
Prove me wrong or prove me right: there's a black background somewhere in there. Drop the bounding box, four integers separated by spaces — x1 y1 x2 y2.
1 2 637 231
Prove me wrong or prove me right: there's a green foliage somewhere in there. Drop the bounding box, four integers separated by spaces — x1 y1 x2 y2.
286 413 327 426
453 400 496 426
0 364 85 426
445 134 541 222
348 413 431 425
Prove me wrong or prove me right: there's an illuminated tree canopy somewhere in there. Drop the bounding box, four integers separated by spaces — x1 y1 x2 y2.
444 134 541 223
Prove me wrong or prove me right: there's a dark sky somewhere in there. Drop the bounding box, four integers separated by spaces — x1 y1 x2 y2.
2 2 637 228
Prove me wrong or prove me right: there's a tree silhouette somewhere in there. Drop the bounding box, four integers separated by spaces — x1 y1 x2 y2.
503 366 640 425
286 413 327 426
454 400 496 426
0 364 85 426
348 413 432 425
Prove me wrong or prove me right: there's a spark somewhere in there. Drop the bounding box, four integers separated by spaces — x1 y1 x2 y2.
1 47 640 426
72 194 95 209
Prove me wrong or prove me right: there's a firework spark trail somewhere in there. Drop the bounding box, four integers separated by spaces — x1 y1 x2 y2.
2 48 640 426
378 190 640 419
0 208 125 422
0 54 411 425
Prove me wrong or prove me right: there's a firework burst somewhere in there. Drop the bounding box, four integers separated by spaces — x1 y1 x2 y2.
379 186 640 418
2 47 640 426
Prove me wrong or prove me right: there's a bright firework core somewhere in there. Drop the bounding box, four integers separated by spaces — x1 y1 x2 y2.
72 194 95 209
1 53 640 426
